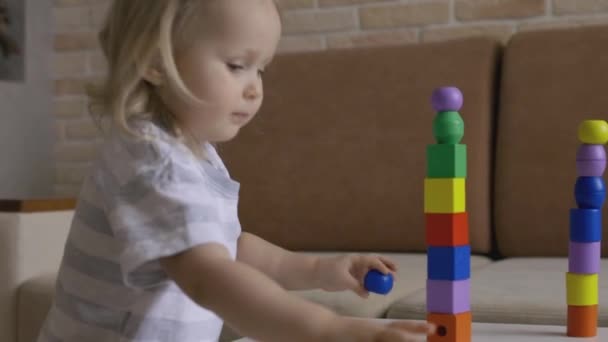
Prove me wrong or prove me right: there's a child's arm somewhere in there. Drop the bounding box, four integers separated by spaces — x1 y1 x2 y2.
236 232 322 290
160 243 333 340
236 232 397 296
160 243 434 341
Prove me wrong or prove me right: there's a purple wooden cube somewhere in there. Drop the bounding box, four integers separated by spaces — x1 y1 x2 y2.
569 241 601 274
576 144 606 177
427 279 470 314
431 87 463 112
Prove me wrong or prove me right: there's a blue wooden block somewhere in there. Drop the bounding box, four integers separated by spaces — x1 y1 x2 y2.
570 208 602 242
575 177 606 209
428 245 471 280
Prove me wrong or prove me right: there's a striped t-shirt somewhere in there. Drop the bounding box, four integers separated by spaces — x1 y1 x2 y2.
37 119 242 342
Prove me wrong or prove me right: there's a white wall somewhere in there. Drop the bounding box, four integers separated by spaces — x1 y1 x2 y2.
0 0 54 197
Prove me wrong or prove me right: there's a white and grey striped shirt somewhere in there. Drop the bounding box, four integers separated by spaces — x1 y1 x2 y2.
37 119 241 342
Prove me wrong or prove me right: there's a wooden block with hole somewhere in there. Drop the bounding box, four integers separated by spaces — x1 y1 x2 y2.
568 305 598 337
424 178 466 213
427 311 471 342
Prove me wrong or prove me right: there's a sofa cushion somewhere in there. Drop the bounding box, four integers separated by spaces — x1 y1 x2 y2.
387 258 608 325
220 38 501 254
0 205 74 342
17 273 56 342
495 25 608 257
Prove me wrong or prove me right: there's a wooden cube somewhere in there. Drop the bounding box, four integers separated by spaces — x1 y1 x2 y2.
569 241 601 274
566 273 598 306
570 208 602 242
568 305 598 337
427 144 467 178
427 279 470 314
428 246 470 280
426 213 469 246
424 178 466 213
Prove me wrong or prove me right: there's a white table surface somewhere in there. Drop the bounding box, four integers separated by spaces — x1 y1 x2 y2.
234 319 607 341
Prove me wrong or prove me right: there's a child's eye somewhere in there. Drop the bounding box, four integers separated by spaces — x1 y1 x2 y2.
227 63 244 72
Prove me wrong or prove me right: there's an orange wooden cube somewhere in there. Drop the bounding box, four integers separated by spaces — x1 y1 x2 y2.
427 311 471 342
568 305 598 337
426 212 469 246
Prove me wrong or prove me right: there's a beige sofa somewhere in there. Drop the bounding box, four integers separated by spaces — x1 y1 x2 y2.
0 200 74 342
3 25 608 342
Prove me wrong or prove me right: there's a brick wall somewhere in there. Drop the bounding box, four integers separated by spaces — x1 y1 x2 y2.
52 0 608 195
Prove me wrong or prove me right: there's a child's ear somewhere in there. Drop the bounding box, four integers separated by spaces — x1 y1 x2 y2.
143 66 164 86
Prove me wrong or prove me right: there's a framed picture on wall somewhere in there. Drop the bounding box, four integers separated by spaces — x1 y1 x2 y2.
0 0 23 81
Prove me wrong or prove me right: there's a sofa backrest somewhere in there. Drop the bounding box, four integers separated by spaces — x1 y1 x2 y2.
221 38 501 254
495 25 608 257
0 199 75 342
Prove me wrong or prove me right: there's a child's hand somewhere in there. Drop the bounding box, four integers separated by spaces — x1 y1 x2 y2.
326 316 436 342
316 254 397 298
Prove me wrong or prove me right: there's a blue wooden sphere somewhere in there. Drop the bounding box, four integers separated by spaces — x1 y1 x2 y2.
364 270 394 295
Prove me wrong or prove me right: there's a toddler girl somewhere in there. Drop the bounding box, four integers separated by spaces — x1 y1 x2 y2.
37 1 435 341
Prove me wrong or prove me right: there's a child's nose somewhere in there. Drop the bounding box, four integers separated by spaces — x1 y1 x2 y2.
244 84 260 101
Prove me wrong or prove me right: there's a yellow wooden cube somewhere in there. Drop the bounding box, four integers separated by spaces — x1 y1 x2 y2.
566 273 598 306
424 178 466 213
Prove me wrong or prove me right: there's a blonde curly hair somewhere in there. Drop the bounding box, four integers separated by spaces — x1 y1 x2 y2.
88 0 280 144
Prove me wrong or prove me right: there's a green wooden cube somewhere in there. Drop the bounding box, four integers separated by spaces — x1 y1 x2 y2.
427 144 467 178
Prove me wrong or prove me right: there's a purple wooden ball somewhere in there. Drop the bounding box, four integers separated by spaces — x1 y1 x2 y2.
431 87 463 112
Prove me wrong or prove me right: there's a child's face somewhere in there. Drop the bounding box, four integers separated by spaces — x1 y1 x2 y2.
163 0 281 143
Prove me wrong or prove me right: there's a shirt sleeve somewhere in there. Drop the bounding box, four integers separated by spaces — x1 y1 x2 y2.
98 129 231 289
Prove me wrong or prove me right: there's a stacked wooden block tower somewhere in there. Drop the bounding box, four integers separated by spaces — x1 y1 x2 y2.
424 87 471 342
568 120 606 337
